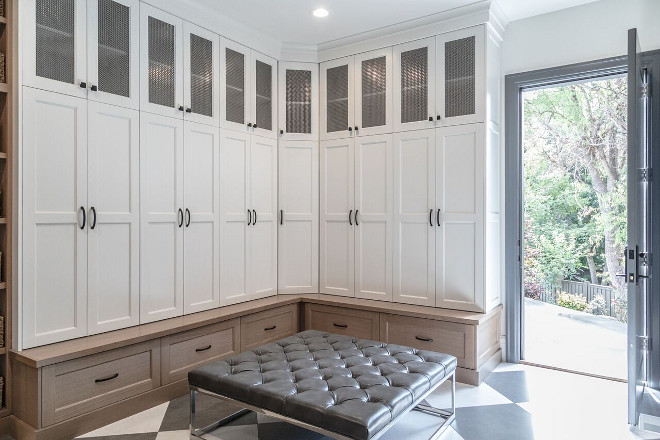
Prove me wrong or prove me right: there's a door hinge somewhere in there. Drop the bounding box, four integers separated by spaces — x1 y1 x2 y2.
639 336 651 352
640 168 652 182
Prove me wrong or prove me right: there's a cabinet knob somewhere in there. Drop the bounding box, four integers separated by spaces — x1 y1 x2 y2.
80 81 87 88
186 108 192 113
355 126 359 131
248 122 253 128
428 116 433 122
178 105 184 112
280 129 284 135
348 127 353 132
91 85 98 92
253 124 257 129
436 115 441 120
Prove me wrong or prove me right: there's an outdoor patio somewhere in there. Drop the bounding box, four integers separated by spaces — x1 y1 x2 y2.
524 297 627 380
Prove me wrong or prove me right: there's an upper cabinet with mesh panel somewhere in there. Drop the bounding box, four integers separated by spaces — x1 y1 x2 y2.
320 56 355 141
23 0 88 97
278 62 318 141
355 48 393 137
183 22 219 126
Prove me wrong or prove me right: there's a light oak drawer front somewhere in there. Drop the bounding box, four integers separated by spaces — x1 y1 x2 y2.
380 314 475 369
161 319 240 384
305 303 379 340
42 340 160 426
241 304 298 351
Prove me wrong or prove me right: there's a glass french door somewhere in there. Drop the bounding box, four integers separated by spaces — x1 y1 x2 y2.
627 27 651 426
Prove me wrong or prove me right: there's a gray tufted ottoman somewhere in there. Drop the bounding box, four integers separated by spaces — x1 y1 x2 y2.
188 330 457 440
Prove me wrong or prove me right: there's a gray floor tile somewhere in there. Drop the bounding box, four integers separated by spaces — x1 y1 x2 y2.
485 371 530 403
452 404 534 440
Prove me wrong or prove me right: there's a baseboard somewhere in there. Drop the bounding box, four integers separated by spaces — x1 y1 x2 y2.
11 380 189 440
456 348 501 386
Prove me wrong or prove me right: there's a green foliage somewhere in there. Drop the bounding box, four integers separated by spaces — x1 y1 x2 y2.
585 294 608 316
614 294 628 323
557 292 587 312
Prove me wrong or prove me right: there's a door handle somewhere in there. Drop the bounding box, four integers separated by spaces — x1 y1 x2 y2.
253 209 257 224
90 206 97 230
185 208 191 227
280 209 283 225
247 209 252 226
355 210 359 226
95 373 119 383
79 206 86 229
415 336 434 343
436 209 441 226
178 208 183 227
195 345 212 352
349 210 353 226
429 209 433 227
333 323 348 328
264 325 276 331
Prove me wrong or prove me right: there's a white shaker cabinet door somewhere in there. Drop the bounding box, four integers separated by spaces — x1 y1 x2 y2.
139 112 184 323
278 140 319 294
320 138 355 298
392 129 436 307
87 101 140 334
183 122 220 314
22 87 88 348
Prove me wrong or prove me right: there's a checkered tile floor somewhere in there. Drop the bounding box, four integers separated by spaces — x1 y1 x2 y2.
74 363 648 440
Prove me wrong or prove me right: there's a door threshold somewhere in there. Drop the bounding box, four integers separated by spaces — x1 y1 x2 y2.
520 360 627 383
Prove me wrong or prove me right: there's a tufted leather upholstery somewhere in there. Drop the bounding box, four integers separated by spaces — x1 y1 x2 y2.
189 330 457 440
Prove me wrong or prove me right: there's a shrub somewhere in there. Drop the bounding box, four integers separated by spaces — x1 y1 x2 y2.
614 294 628 323
585 294 607 316
557 292 587 311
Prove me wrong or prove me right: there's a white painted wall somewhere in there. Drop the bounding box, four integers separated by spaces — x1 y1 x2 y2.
502 0 660 75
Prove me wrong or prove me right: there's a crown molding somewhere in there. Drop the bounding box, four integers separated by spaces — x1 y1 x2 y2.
488 0 509 41
280 43 319 63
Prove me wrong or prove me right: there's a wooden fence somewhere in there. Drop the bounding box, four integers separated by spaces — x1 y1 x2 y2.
538 280 615 316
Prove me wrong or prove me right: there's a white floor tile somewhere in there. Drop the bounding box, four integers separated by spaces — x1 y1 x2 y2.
156 430 190 440
77 402 170 437
426 381 512 408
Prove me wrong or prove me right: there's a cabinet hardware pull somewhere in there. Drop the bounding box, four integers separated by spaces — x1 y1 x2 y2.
80 81 87 88
280 210 283 225
247 209 252 226
428 116 433 122
80 206 86 229
178 209 184 227
348 127 353 133
437 209 441 226
415 336 433 342
264 325 276 331
185 208 191 227
253 209 257 224
195 345 212 352
355 126 359 132
280 129 284 135
429 209 433 227
248 122 253 128
333 323 348 328
253 124 257 129
95 373 119 383
436 115 441 120
355 210 359 226
91 85 98 91
186 108 192 113
178 105 184 112
349 210 353 226
90 207 97 230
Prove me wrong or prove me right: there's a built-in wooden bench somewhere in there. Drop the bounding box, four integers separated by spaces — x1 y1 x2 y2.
10 295 501 440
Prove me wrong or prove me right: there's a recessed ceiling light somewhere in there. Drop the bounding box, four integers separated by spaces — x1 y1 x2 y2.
312 8 329 18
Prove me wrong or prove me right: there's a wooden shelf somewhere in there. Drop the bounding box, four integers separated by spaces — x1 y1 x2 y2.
0 83 8 94
0 153 6 159
0 218 7 224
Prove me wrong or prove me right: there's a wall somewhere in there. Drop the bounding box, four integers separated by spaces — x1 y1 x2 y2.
502 0 660 75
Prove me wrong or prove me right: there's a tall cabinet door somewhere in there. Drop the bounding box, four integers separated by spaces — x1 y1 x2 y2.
320 139 355 298
321 56 354 141
354 48 393 137
184 122 220 314
435 124 484 312
279 62 319 141
251 52 277 139
140 112 184 323
354 134 393 302
220 40 250 133
87 101 139 334
22 88 88 348
248 135 278 299
278 140 319 294
23 0 87 97
219 129 250 306
87 0 140 109
140 4 184 119
394 37 436 132
393 129 435 307
436 26 485 126
183 22 219 126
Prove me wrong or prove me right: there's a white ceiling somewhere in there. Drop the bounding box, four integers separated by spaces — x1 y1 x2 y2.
192 0 602 46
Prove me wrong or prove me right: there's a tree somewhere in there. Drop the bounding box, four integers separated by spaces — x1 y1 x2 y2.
523 77 627 296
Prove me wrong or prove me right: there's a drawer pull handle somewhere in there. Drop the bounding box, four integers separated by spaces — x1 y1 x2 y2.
196 345 212 352
95 373 119 383
415 336 434 343
264 325 277 331
333 323 348 329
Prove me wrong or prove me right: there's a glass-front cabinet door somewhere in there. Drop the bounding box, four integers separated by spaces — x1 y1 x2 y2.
394 37 436 132
278 62 318 141
220 39 250 132
321 56 355 141
24 0 88 97
355 48 393 137
183 22 219 126
88 0 140 109
251 52 277 139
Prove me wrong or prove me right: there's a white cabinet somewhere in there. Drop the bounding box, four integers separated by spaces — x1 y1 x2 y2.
392 129 436 306
355 48 393 137
393 37 436 132
183 23 220 126
183 122 220 314
278 140 319 294
87 101 140 334
320 56 355 140
221 41 277 138
279 62 319 141
220 131 277 306
22 88 88 348
139 112 184 323
23 0 87 97
88 0 141 109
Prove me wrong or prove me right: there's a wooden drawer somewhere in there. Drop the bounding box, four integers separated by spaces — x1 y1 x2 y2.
304 303 379 340
241 304 298 351
161 319 240 384
379 314 475 369
42 340 160 427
